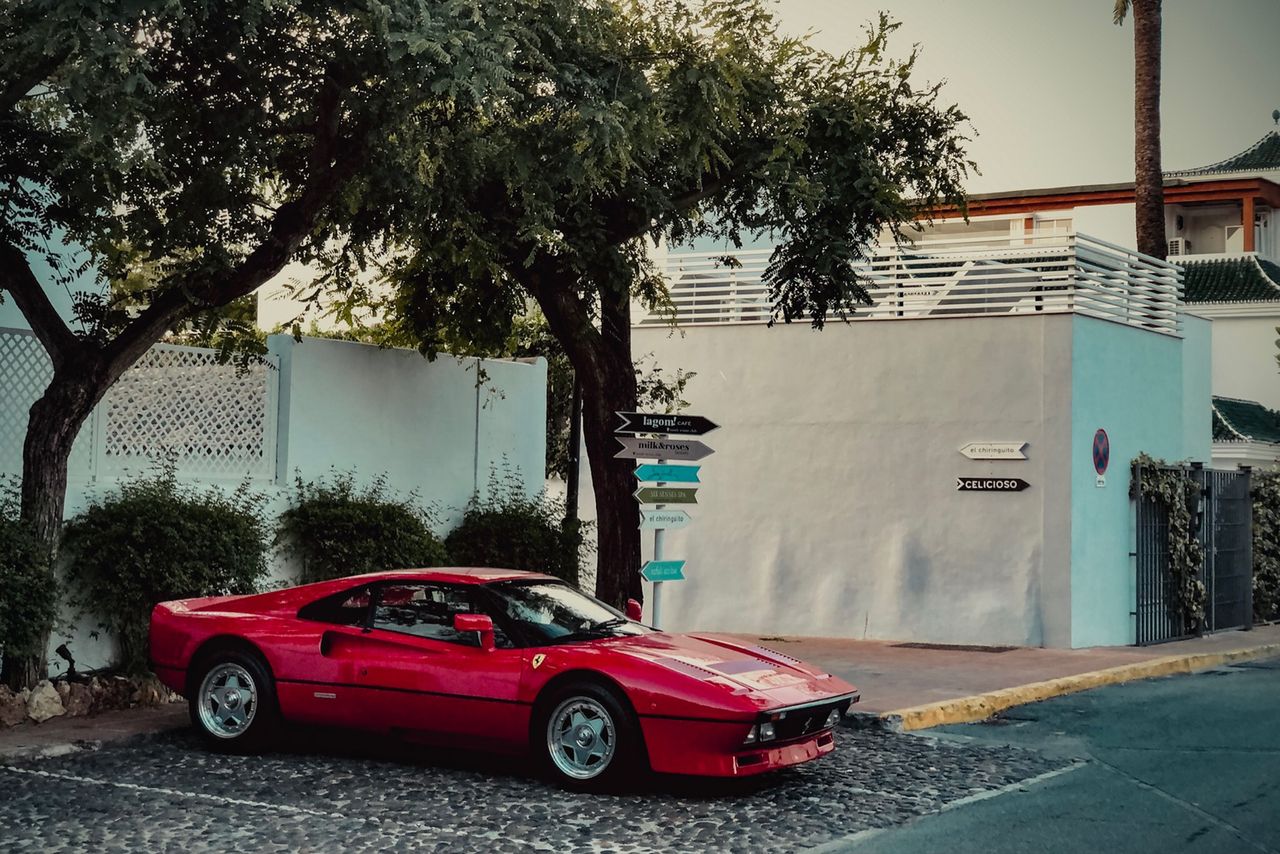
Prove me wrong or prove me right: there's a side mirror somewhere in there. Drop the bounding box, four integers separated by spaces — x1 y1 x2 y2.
625 598 643 622
454 613 496 652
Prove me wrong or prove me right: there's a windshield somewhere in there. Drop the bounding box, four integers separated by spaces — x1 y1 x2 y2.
488 580 646 645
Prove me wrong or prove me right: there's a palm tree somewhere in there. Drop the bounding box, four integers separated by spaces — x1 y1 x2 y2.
1114 0 1167 260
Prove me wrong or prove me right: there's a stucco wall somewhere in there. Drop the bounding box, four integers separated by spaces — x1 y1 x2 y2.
1181 314 1214 463
1071 203 1138 251
1068 317 1190 648
1203 314 1280 411
626 315 1075 647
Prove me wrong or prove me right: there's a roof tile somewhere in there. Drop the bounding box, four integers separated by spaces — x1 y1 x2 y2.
1180 257 1280 303
1212 396 1280 444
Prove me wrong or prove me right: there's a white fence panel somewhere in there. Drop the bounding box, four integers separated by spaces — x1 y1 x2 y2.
645 233 1185 336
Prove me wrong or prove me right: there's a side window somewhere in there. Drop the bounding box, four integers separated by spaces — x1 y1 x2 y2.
372 583 480 646
298 585 372 626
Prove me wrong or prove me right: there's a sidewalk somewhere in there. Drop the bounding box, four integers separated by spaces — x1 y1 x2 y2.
737 623 1280 730
0 703 187 760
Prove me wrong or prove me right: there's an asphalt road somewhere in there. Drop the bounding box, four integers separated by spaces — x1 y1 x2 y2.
834 655 1280 854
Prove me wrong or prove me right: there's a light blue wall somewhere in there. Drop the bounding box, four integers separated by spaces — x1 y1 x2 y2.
1181 314 1213 463
1069 317 1192 647
271 335 546 530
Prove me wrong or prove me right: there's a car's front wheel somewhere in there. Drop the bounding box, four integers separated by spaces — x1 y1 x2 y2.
188 648 277 752
536 681 645 791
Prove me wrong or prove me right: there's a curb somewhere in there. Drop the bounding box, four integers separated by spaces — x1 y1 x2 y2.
846 641 1280 733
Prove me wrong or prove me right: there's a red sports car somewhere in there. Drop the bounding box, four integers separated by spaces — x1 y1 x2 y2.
150 568 859 788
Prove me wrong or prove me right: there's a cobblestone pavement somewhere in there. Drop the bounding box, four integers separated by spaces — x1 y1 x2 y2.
0 726 1067 852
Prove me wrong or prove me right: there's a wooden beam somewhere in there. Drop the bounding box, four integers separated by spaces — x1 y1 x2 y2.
1243 195 1256 252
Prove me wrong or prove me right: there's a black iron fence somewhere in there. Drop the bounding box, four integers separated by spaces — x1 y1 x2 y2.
1133 463 1253 646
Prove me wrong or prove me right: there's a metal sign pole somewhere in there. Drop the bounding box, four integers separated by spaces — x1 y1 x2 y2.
651 455 666 630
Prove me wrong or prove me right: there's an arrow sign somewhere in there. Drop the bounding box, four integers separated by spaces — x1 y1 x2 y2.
634 464 700 483
641 559 686 582
959 442 1027 460
615 436 714 461
640 509 693 530
956 477 1030 492
635 486 698 504
616 412 719 436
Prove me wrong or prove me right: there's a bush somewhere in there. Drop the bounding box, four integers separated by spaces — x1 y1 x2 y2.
62 466 269 674
0 479 57 664
446 471 588 586
276 471 448 584
1252 470 1280 622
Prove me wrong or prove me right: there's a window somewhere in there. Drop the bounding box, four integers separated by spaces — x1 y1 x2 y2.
298 585 373 627
371 583 510 647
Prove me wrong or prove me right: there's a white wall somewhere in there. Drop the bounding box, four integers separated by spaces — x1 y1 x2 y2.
1204 314 1280 411
1072 203 1138 250
622 315 1076 647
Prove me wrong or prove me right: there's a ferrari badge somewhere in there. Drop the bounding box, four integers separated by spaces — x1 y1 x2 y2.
532 654 546 670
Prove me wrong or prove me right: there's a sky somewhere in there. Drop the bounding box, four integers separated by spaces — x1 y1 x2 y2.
772 0 1280 194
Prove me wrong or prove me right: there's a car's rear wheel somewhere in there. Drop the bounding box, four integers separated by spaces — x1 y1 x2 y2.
535 681 644 791
188 647 277 752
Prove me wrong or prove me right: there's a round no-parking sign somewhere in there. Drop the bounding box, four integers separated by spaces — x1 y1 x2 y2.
1093 429 1110 476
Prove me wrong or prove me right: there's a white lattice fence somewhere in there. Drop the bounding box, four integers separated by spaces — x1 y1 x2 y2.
0 330 277 483
99 344 278 481
0 329 95 479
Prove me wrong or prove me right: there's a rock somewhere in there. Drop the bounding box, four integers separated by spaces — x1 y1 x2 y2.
61 682 92 717
0 686 26 727
88 676 135 714
130 675 169 707
26 680 66 723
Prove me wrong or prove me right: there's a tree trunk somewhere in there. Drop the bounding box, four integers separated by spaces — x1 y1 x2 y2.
1132 0 1166 260
579 290 642 608
1 367 104 690
528 271 642 609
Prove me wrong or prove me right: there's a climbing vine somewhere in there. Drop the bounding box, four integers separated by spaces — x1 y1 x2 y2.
1130 453 1206 632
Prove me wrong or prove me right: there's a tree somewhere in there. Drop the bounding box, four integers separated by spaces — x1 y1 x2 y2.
1114 0 1167 259
0 0 571 688
336 2 972 607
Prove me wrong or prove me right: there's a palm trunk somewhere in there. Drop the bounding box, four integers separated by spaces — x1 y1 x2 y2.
1132 0 1166 260
0 369 103 690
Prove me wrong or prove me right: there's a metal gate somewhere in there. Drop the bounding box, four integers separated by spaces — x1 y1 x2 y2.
1133 463 1253 645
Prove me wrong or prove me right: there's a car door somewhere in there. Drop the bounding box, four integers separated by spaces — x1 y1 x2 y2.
355 581 527 748
272 582 378 729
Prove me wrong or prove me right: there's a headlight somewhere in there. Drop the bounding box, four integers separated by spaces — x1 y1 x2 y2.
742 725 758 745
826 709 842 728
758 722 776 742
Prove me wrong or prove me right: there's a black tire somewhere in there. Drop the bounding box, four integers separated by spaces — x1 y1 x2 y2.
187 646 278 753
533 680 647 791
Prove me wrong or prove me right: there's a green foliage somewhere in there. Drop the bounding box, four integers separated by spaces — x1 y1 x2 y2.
1131 454 1207 631
446 470 590 586
1251 470 1280 622
277 471 448 585
61 466 269 674
0 478 57 662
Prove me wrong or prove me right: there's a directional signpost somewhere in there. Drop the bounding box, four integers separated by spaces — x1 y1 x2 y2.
956 477 1031 492
634 464 700 483
614 437 714 461
634 486 698 504
958 441 1027 460
616 412 719 436
617 412 717 629
640 509 693 530
641 559 687 582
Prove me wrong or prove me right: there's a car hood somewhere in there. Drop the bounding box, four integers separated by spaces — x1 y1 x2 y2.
599 631 856 710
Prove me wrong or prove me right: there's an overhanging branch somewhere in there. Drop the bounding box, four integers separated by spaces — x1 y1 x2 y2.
0 240 79 367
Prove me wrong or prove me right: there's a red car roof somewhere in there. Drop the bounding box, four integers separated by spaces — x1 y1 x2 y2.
338 567 555 585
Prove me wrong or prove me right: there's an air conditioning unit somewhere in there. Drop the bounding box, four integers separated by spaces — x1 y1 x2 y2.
1167 237 1190 256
